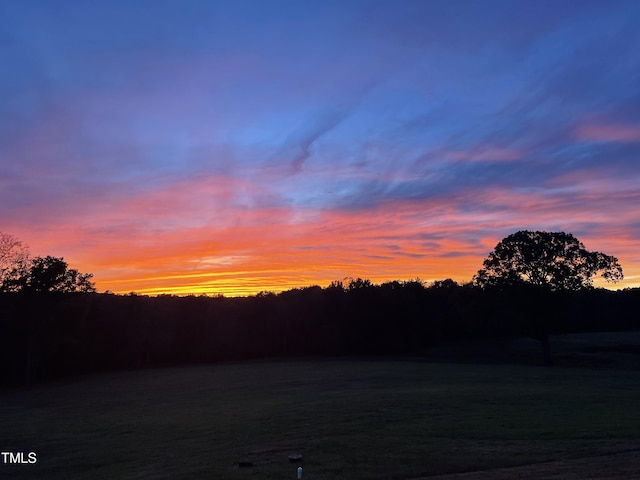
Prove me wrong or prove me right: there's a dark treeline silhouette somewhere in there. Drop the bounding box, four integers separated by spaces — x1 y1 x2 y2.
1 281 639 385
1 229 634 385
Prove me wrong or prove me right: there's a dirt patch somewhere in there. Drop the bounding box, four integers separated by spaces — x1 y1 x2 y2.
418 449 640 480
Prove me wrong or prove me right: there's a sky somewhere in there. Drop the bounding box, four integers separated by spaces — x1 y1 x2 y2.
1 0 639 296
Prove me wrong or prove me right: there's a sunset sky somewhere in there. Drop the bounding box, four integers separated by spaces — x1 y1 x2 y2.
1 0 639 296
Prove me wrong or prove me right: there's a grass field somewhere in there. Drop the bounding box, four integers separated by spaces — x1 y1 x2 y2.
2 336 640 479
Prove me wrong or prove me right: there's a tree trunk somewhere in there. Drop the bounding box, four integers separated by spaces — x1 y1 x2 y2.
540 333 554 366
25 333 33 386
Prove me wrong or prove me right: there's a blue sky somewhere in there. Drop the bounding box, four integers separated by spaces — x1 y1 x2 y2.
1 0 639 295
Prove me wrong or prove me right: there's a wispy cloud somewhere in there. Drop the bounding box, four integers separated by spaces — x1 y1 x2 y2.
575 124 640 143
274 109 351 175
1 0 639 294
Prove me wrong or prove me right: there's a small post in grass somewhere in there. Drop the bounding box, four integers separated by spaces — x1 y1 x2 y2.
297 466 303 479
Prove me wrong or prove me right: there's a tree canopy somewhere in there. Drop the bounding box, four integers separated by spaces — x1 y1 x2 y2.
0 232 96 294
473 230 623 291
19 256 96 293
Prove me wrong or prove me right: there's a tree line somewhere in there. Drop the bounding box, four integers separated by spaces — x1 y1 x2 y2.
1 279 638 385
0 230 635 385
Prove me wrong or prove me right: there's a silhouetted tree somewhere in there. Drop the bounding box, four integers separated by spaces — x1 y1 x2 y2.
9 256 96 293
0 232 30 292
473 230 623 364
430 278 460 290
1 255 95 384
473 231 623 291
346 277 373 290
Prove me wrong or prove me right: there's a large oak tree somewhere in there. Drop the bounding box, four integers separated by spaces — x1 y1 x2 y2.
473 230 623 365
474 230 623 291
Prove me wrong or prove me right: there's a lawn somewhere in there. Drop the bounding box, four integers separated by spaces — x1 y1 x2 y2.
1 357 640 479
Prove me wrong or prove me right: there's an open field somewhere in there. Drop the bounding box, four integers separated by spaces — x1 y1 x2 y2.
425 331 640 369
2 334 640 479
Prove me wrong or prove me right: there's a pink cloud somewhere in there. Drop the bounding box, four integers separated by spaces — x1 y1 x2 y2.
4 166 640 295
575 124 640 143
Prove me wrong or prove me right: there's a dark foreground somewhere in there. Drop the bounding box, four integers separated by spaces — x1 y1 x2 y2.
1 333 640 479
424 448 640 480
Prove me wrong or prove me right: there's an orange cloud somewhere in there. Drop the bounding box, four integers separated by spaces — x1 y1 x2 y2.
6 168 640 296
